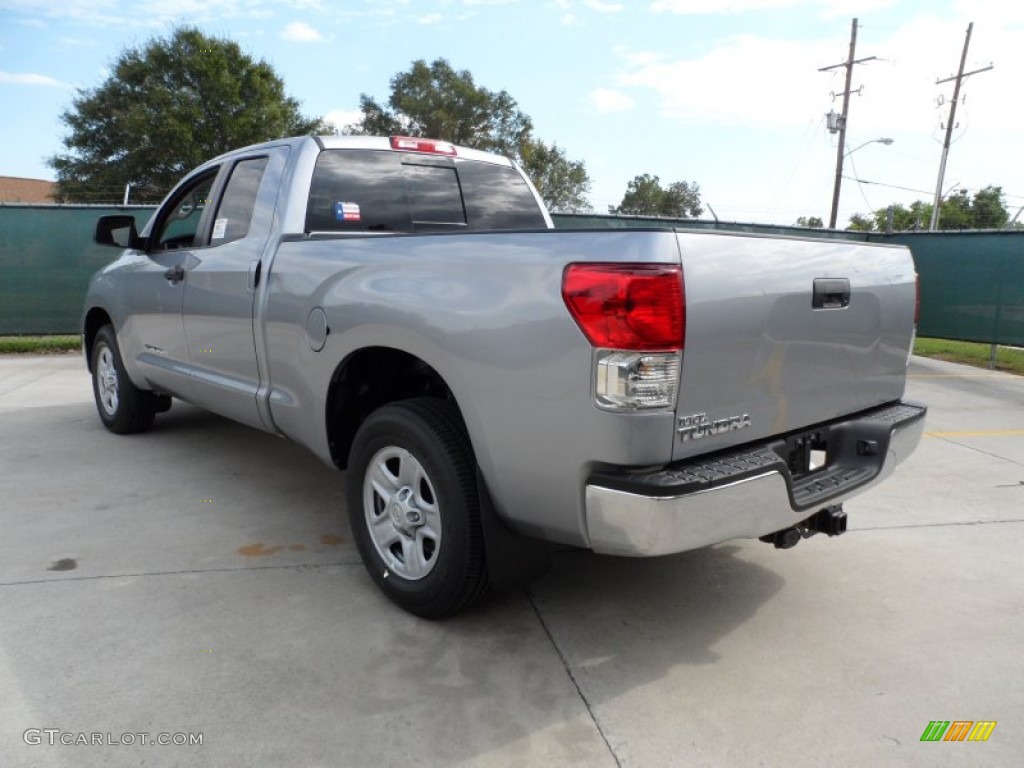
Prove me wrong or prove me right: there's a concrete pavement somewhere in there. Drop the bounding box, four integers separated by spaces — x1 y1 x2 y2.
1 353 1021 766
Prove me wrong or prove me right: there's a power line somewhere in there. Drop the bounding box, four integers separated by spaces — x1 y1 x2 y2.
842 177 938 197
844 154 875 212
842 176 1024 203
772 113 825 208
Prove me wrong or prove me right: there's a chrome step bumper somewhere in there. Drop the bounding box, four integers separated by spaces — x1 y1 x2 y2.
585 402 927 556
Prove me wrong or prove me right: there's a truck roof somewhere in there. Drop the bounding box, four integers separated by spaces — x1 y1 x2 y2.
203 135 516 169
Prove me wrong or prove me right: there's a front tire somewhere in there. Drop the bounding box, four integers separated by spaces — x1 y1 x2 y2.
91 325 162 434
347 398 489 618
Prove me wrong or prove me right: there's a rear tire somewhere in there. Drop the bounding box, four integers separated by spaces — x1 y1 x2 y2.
347 398 489 618
91 325 163 434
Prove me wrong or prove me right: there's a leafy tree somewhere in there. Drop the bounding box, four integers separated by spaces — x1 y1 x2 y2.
938 189 973 229
865 201 931 232
850 186 1009 232
796 216 824 228
663 181 703 218
49 26 325 203
847 213 875 232
608 174 661 215
353 59 530 155
517 138 590 213
611 174 703 218
350 58 590 212
968 186 1009 228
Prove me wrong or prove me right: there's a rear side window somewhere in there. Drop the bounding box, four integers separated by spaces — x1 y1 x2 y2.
210 156 269 245
305 149 546 233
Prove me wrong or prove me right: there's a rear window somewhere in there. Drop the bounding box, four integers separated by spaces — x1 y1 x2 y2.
305 149 546 233
403 163 466 225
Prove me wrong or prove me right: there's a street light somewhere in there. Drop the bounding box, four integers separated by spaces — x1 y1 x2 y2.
846 137 894 156
829 137 894 228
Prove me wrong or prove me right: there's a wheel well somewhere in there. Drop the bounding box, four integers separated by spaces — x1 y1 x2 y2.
326 348 458 469
82 308 113 372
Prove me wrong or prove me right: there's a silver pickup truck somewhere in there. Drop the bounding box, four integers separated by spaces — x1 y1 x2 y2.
84 135 926 617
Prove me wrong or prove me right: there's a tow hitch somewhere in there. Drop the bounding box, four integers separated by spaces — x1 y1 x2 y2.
759 504 847 550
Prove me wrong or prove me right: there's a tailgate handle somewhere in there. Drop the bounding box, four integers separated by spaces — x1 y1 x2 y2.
813 278 850 309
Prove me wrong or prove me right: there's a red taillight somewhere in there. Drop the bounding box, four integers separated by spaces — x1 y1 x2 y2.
914 274 921 325
562 263 685 351
390 136 457 156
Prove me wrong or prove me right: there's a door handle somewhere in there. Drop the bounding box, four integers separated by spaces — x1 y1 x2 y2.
247 260 262 291
164 265 185 283
812 278 850 309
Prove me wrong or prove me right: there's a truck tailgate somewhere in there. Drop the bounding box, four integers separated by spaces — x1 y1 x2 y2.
673 231 916 461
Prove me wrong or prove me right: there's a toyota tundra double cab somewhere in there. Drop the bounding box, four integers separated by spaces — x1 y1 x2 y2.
83 135 926 616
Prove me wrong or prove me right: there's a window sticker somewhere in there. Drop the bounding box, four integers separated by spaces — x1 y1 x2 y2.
212 218 227 239
335 202 361 222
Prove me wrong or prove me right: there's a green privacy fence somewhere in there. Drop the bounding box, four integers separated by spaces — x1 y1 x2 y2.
2 206 1021 345
868 231 1024 347
0 205 154 334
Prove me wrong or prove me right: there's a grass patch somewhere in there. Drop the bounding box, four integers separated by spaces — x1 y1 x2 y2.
914 337 1024 375
0 335 81 354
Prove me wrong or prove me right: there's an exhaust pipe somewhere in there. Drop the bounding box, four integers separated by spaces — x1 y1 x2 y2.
760 504 846 549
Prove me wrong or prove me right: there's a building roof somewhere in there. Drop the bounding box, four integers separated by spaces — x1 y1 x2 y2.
0 176 57 203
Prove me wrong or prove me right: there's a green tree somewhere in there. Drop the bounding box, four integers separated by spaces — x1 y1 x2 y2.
938 189 973 229
611 174 703 218
847 213 875 232
851 186 1008 232
49 26 324 203
967 185 1008 228
353 59 531 155
796 216 824 228
869 201 931 232
350 58 590 212
517 138 590 213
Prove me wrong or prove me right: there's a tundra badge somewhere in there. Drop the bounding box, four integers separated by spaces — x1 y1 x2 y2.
677 412 752 441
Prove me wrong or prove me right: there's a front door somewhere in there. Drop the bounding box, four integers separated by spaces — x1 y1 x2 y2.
120 171 218 400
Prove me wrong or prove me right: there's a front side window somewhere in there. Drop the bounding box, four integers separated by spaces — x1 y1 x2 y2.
153 171 217 250
209 156 269 245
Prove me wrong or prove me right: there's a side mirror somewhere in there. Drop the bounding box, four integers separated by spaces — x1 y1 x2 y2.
95 215 143 249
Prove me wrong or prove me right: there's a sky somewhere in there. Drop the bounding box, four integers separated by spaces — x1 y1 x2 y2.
0 0 1021 227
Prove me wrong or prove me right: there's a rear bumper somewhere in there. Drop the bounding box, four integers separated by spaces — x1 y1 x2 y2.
585 401 926 556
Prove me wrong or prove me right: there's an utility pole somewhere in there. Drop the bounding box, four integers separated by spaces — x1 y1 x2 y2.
929 22 993 230
820 19 877 229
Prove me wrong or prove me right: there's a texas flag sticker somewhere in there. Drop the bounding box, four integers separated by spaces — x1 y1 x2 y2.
335 202 361 222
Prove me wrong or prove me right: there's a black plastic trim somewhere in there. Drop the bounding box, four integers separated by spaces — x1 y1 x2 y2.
589 401 926 511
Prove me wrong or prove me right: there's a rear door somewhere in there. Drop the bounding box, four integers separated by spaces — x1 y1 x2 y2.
181 148 288 429
672 231 916 461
